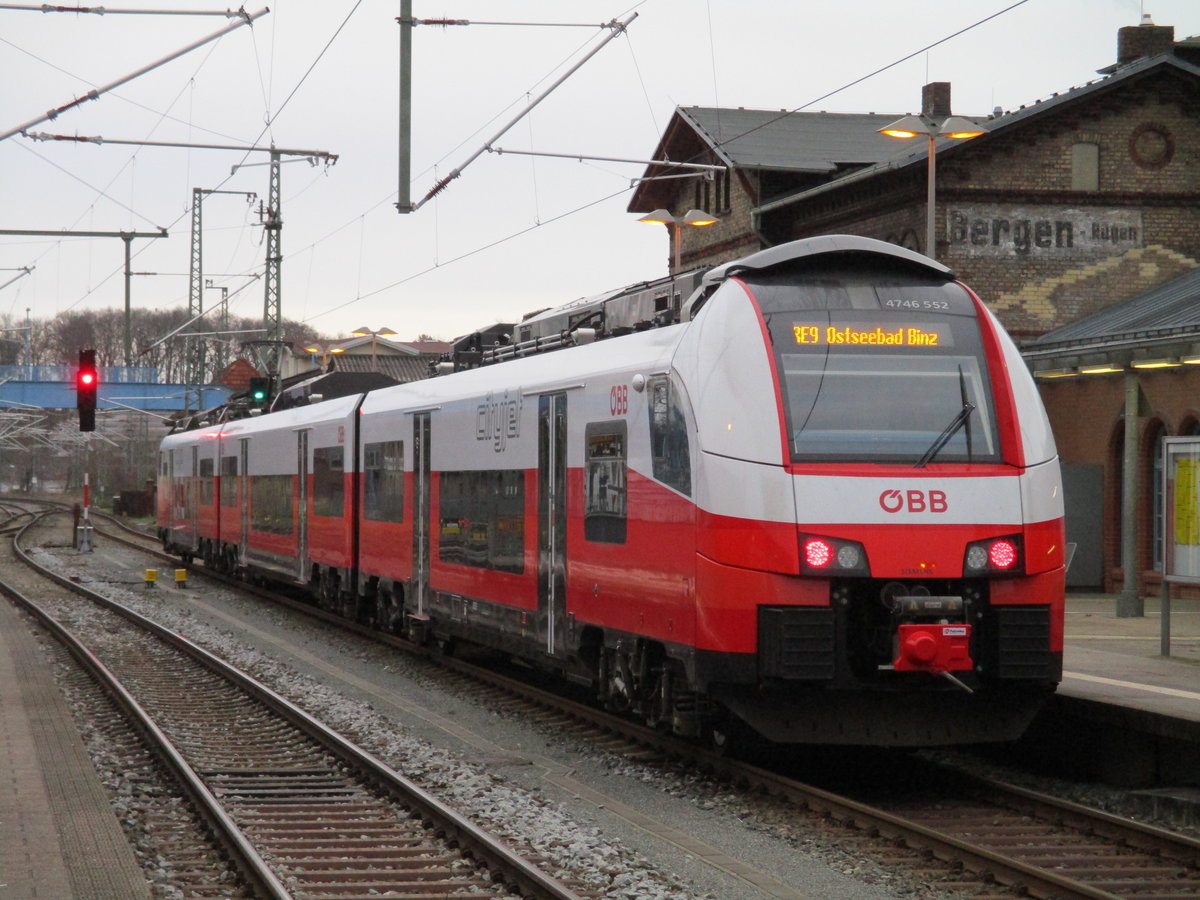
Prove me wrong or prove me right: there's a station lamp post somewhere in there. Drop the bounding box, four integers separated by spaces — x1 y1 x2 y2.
351 326 398 373
303 342 344 372
878 114 986 260
638 208 718 274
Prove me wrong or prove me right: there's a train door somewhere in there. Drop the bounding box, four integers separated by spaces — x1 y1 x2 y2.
188 445 199 553
538 392 567 657
412 412 431 619
239 439 249 563
297 430 309 581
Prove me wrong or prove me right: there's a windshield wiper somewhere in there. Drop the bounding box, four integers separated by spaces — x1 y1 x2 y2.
915 400 975 468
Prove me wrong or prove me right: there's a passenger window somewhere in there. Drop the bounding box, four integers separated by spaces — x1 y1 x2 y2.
312 446 344 517
585 422 627 543
251 474 293 534
199 458 214 505
648 377 692 496
219 455 238 506
438 469 524 573
363 440 404 522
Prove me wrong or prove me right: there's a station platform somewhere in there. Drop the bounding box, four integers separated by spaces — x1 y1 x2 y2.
1020 591 1200 814
1060 591 1200 721
0 596 151 899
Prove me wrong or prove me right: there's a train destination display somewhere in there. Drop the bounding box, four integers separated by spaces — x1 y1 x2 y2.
792 322 950 347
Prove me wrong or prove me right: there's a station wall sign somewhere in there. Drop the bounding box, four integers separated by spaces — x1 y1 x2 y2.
947 205 1143 259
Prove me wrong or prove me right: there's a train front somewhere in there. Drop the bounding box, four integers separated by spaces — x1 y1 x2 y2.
675 236 1065 746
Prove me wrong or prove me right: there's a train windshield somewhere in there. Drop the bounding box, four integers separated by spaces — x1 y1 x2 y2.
746 263 1000 464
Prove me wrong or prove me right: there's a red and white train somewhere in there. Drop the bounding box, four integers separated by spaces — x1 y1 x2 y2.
158 235 1065 747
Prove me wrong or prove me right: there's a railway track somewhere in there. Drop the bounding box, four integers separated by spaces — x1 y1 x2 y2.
3 508 586 900
89 510 1200 898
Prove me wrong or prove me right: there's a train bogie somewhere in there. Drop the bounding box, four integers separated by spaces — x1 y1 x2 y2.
158 235 1066 747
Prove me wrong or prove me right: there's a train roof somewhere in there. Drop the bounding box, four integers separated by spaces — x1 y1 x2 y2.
719 234 951 280
683 235 954 320
161 392 364 447
361 321 688 415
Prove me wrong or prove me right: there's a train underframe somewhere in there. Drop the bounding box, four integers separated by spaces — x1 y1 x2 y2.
163 536 1058 747
347 563 1059 748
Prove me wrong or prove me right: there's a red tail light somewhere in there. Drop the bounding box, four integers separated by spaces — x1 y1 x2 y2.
988 539 1018 569
804 538 834 568
964 535 1023 576
800 534 869 575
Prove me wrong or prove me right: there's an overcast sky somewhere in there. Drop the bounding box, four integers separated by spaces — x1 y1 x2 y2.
2 0 1196 348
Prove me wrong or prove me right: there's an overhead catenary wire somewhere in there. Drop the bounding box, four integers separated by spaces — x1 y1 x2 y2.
0 7 268 142
409 12 638 211
0 4 248 14
5 0 1044 339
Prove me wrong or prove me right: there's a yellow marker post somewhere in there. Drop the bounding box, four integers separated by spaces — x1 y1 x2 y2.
174 569 188 590
144 569 158 589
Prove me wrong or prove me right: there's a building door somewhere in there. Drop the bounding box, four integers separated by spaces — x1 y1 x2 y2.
538 392 567 657
1063 463 1103 589
412 412 432 618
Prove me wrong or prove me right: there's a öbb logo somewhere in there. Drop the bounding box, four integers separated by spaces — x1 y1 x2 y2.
879 489 948 514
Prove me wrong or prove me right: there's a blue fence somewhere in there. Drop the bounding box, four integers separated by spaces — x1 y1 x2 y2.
0 365 227 412
0 364 159 384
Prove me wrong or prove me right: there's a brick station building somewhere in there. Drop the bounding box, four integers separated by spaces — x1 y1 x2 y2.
629 19 1200 597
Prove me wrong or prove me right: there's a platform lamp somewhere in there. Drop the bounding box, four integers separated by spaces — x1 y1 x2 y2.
638 208 719 274
303 342 345 372
351 326 398 373
878 114 986 260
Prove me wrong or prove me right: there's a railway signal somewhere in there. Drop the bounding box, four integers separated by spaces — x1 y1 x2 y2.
248 376 270 406
76 349 98 432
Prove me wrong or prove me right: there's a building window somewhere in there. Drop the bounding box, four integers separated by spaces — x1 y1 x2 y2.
1071 143 1099 191
584 422 627 543
363 440 404 522
313 446 344 517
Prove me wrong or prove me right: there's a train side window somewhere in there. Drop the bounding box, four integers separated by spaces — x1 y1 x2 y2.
199 458 215 505
312 446 344 517
363 440 404 522
438 469 524 574
584 422 627 543
648 377 692 496
219 455 237 506
251 474 293 534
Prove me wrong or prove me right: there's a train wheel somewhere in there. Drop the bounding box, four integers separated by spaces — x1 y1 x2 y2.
706 712 744 757
643 669 672 731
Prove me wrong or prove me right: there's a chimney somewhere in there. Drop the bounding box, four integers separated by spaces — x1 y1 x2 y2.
1117 15 1175 65
922 82 952 119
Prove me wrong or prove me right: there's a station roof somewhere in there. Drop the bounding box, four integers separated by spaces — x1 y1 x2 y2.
1025 266 1200 356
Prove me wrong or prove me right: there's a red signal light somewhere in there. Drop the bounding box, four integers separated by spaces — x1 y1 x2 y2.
988 539 1018 569
804 538 834 568
76 349 99 431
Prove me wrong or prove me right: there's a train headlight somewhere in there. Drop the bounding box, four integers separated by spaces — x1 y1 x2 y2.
837 544 862 569
963 535 1023 575
800 534 869 576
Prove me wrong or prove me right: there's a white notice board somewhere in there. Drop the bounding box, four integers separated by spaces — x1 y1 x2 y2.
1164 436 1200 584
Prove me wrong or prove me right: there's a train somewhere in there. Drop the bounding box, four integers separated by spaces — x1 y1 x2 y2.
157 235 1066 747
